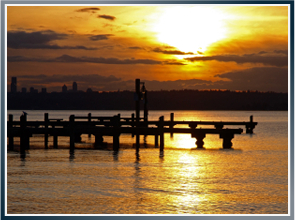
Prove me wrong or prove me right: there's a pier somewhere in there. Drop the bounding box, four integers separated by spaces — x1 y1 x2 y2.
7 79 258 158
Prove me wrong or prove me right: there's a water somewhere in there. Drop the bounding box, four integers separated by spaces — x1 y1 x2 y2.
6 110 288 214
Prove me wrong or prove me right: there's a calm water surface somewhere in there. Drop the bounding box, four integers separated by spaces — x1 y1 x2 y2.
6 110 288 214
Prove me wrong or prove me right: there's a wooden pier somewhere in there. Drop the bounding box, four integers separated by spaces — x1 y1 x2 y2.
7 112 257 158
7 79 258 158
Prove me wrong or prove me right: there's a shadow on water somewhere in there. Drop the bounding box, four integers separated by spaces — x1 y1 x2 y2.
69 152 75 161
113 151 119 161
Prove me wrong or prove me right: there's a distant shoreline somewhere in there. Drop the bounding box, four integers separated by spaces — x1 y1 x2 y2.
8 90 288 111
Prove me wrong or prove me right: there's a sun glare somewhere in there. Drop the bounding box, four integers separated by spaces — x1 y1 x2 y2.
153 6 228 55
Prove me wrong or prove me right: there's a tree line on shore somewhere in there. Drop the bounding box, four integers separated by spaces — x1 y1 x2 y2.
7 89 288 110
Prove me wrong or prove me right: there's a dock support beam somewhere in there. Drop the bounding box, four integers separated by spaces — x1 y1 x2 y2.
8 114 14 151
20 114 29 158
135 79 140 155
52 124 58 149
69 115 75 156
44 113 49 149
159 116 164 155
220 133 234 149
195 133 206 149
131 113 135 137
113 114 120 152
88 113 92 138
170 113 174 138
246 115 255 134
94 135 104 148
154 135 159 147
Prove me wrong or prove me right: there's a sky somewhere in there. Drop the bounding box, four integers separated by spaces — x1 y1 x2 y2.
6 5 289 93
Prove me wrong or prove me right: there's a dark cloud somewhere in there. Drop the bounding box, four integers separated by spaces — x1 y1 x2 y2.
273 50 288 55
18 74 120 84
89 34 113 41
8 30 96 50
76 8 100 12
8 30 67 48
98 15 116 21
129 47 142 50
7 54 185 65
215 67 288 92
153 47 194 55
185 52 288 67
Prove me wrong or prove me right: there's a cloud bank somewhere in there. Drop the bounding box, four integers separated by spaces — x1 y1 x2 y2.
8 54 185 65
185 51 288 67
8 30 97 50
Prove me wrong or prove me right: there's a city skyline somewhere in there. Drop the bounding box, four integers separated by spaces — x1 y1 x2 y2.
7 5 289 93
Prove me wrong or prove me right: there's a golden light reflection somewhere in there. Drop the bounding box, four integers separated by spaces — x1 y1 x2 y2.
168 134 197 149
152 6 229 55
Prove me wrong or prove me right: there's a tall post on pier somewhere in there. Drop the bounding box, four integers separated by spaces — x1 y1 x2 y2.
135 79 140 154
246 115 255 134
113 114 120 152
170 113 174 138
88 113 91 138
20 114 28 158
8 114 14 151
131 113 135 137
44 113 49 149
144 90 148 126
69 115 75 157
159 116 164 156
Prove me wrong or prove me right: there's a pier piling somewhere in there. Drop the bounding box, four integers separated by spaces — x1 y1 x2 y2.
159 116 164 155
170 113 174 138
44 113 49 149
69 115 75 155
8 114 14 151
20 114 28 157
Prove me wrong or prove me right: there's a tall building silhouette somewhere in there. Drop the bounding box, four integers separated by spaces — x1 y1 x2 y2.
73 82 77 92
62 84 67 93
11 77 17 93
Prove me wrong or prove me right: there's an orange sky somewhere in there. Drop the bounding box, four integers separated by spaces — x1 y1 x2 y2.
7 5 289 92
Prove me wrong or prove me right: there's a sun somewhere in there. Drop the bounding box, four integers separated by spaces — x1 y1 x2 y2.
153 6 228 55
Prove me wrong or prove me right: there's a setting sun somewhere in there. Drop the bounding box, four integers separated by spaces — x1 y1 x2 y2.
153 6 228 55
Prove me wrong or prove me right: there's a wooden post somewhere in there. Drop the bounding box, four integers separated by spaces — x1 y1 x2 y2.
246 115 254 134
170 113 174 138
131 113 135 137
144 91 148 126
69 115 75 156
44 113 49 149
154 135 159 148
20 114 28 158
88 113 91 138
53 132 58 149
8 114 14 151
113 115 120 152
194 132 206 149
51 123 58 149
159 116 164 155
135 79 140 153
220 133 234 149
94 134 104 148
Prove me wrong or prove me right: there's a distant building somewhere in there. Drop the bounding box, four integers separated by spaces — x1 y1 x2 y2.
73 82 77 92
86 88 93 93
41 88 47 93
21 88 27 93
30 87 38 93
11 77 17 93
62 84 67 93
